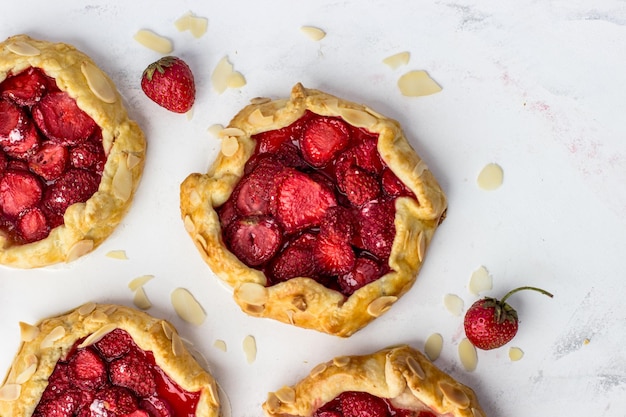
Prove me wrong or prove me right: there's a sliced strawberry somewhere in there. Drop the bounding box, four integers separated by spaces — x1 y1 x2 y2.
16 206 50 243
0 149 7 174
32 91 96 145
319 206 355 242
94 328 134 360
69 137 106 172
68 348 107 391
217 197 237 229
140 396 173 417
314 232 355 276
2 119 41 159
268 232 318 284
274 169 337 233
351 134 383 175
341 166 380 207
0 99 41 158
28 141 69 181
93 386 139 415
42 168 100 216
339 391 390 417
0 169 43 217
300 116 350 167
109 351 157 398
253 111 314 154
356 199 396 260
0 67 49 106
381 168 412 197
33 390 81 417
41 362 71 402
224 216 283 267
234 160 284 216
338 256 383 296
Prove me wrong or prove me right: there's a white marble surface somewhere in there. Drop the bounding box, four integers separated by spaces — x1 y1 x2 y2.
1 1 626 416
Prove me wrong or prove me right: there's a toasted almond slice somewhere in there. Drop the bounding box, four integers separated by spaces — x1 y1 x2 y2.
15 363 37 384
78 323 117 348
7 41 40 56
416 231 426 263
221 136 239 157
0 384 21 401
171 288 206 325
443 294 464 316
438 380 470 409
383 51 410 69
171 331 184 357
112 161 133 201
227 71 246 89
218 127 245 138
309 363 327 377
250 97 271 105
237 282 268 306
211 56 234 94
469 265 492 295
66 239 94 262
133 287 152 310
106 250 128 260
133 29 173 54
103 305 117 315
90 310 108 323
126 153 142 170
247 108 274 126
77 302 97 316
333 356 350 367
175 12 208 38
19 322 40 342
183 215 195 233
458 338 478 372
300 26 326 41
472 407 487 417
161 321 174 340
81 61 116 104
40 326 65 349
406 356 425 380
128 275 155 291
207 124 225 137
398 70 442 97
214 339 227 352
23 353 37 367
508 347 524 361
243 335 257 364
424 333 444 361
339 108 377 129
367 296 397 317
275 386 296 404
477 163 503 190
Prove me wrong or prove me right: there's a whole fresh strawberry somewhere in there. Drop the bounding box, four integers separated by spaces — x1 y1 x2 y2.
141 56 195 113
464 286 553 350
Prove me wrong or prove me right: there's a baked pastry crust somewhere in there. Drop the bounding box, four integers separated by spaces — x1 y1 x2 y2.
0 34 146 268
180 83 447 337
263 345 486 417
0 303 221 417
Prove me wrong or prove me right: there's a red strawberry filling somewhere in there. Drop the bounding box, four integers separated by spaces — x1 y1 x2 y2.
313 391 437 417
33 328 200 417
217 111 417 297
0 67 106 244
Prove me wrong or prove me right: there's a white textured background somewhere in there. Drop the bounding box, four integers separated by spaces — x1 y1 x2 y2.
1 1 626 416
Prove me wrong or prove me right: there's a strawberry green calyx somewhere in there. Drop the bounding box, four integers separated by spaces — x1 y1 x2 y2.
489 286 554 324
142 56 178 81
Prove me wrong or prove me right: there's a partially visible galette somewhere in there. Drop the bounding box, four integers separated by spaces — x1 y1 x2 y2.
180 83 446 337
263 345 486 417
0 35 146 268
0 303 220 417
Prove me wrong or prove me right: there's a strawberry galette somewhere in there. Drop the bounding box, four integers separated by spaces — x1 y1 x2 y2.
0 35 146 268
263 345 485 417
180 83 447 337
0 303 221 417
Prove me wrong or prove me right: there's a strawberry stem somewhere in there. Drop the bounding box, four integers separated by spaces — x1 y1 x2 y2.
501 286 554 304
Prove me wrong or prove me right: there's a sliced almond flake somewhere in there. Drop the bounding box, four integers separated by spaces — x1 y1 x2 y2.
476 163 503 190
300 26 326 41
106 250 128 260
15 363 37 384
171 288 206 325
398 70 442 97
133 287 152 310
333 356 350 367
424 333 443 361
266 393 280 412
40 326 65 349
78 323 117 348
275 386 296 404
90 310 109 322
81 61 116 104
66 239 94 262
416 231 426 263
128 275 155 291
7 41 40 56
19 322 40 342
174 12 193 31
472 408 486 417
218 127 245 138
183 215 195 233
309 363 327 377
250 97 271 105
186 108 194 121
171 332 184 357
221 136 239 157
367 296 397 317
23 354 37 367
243 335 257 364
339 108 377 129
469 266 492 296
112 162 133 201
364 106 384 119
161 321 174 340
0 383 21 401
133 29 173 54
458 338 478 372
103 306 117 315
214 339 227 352
227 71 246 89
247 108 273 126
211 56 234 94
438 380 470 409
383 51 410 69
207 124 225 137
175 12 208 38
405 356 425 380
237 282 268 306
443 294 464 316
126 153 141 170
77 302 97 316
508 347 524 361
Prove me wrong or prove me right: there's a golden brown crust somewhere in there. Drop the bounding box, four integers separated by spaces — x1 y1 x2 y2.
180 84 447 337
0 303 221 417
263 345 486 417
0 34 146 268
